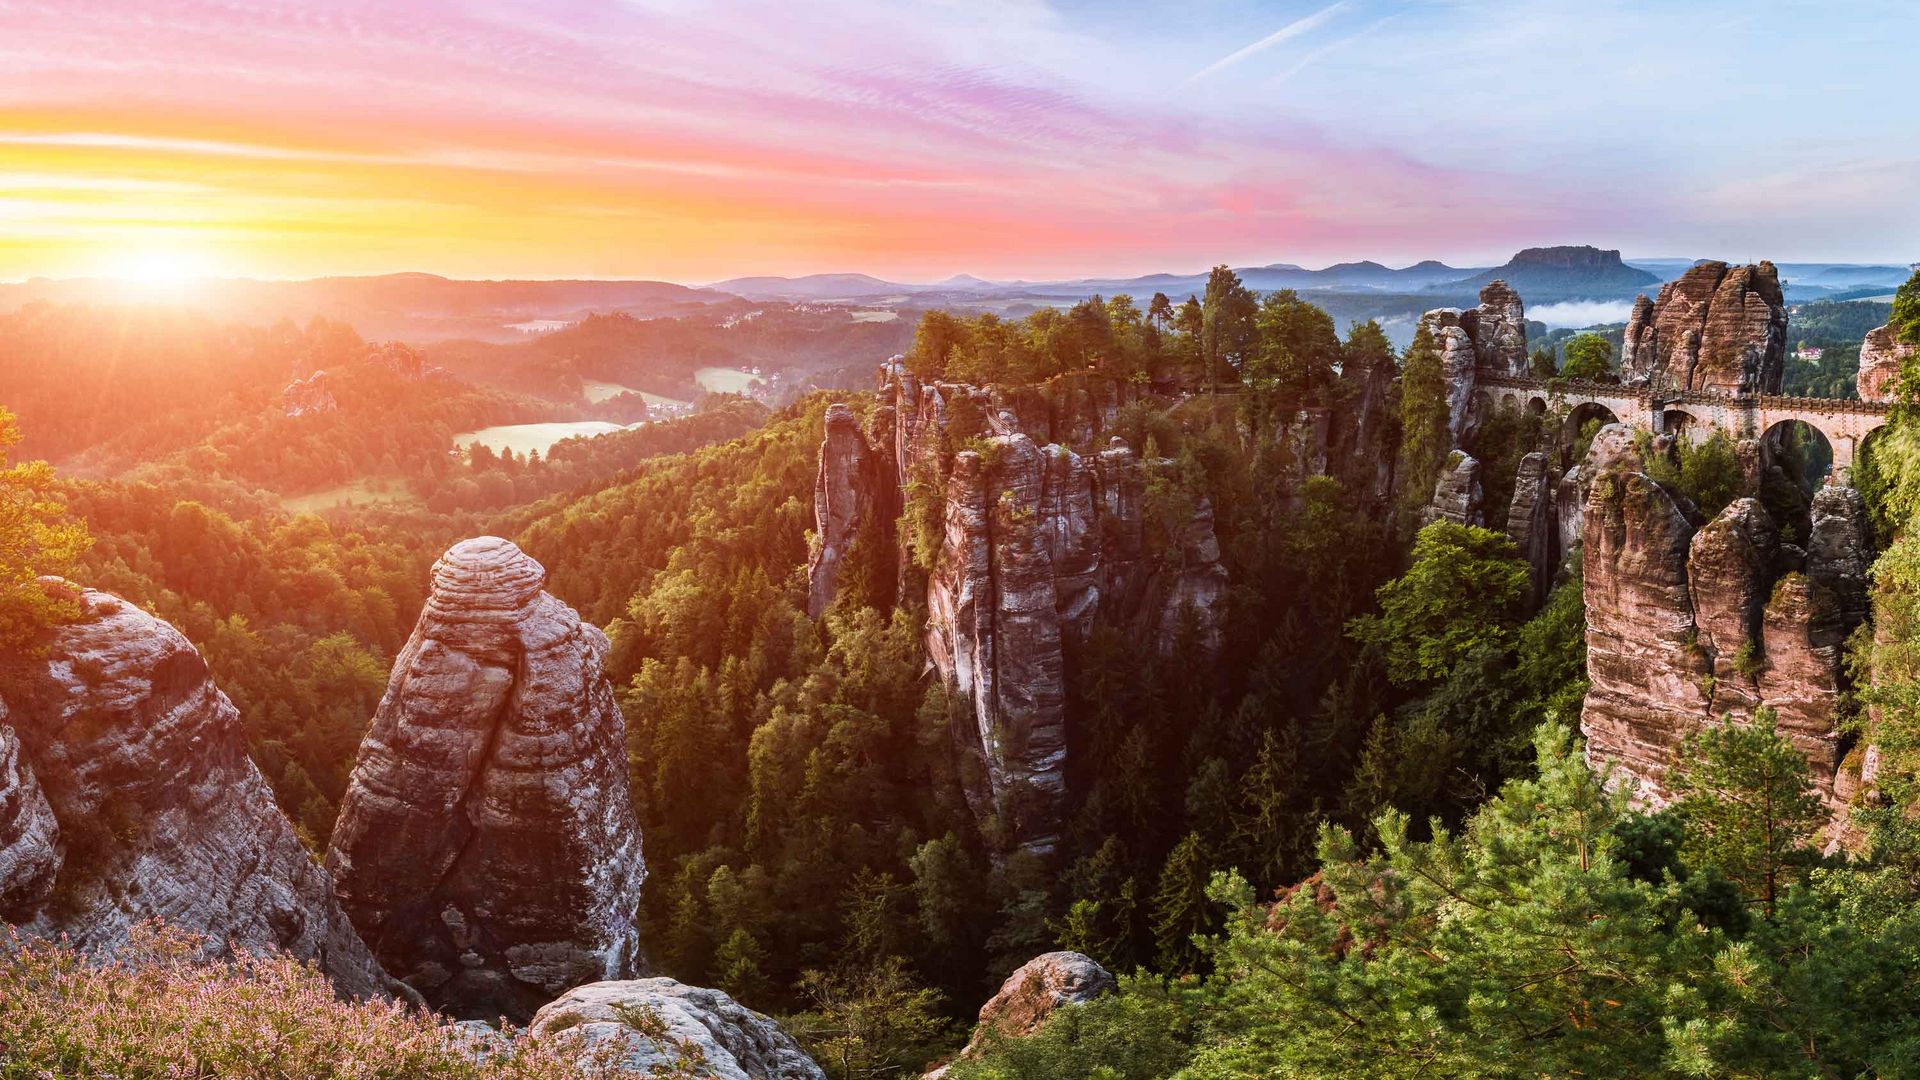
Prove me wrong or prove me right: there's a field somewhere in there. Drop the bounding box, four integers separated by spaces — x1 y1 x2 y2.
581 379 692 407
278 477 423 514
695 366 762 393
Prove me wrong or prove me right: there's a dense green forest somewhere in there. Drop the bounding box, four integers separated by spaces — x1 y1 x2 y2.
2 269 1917 1077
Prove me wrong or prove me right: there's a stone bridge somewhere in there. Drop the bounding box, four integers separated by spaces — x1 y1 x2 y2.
1474 372 1893 482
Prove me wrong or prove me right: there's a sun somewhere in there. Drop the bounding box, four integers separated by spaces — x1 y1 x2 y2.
98 245 224 298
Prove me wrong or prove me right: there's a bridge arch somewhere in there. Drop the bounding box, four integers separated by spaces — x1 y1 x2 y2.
1762 419 1834 492
1661 409 1702 443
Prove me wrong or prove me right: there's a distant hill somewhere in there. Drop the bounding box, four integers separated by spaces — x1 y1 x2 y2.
1450 246 1659 298
705 273 919 300
0 273 739 342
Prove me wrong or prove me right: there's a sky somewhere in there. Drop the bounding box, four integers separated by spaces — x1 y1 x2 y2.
0 0 1915 283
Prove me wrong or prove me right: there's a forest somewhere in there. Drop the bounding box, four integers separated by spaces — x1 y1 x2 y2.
2 268 1919 1079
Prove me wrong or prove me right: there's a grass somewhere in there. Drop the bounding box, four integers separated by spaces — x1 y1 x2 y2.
0 922 616 1079
581 380 691 408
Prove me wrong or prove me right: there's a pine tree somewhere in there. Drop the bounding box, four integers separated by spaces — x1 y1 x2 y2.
1150 832 1215 973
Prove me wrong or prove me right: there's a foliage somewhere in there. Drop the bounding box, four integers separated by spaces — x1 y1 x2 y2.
787 957 953 1080
1560 332 1614 381
1392 324 1451 532
1640 429 1744 518
1668 711 1824 916
1347 522 1531 687
941 987 1196 1080
0 408 91 648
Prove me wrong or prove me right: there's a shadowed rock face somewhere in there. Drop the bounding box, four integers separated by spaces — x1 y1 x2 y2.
1620 261 1786 394
0 588 387 998
1581 467 1873 813
529 979 825 1080
806 403 895 617
326 536 645 1022
1506 451 1558 606
1859 324 1913 403
1425 451 1483 527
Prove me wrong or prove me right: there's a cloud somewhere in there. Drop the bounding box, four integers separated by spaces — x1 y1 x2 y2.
1530 300 1637 328
1186 1 1353 84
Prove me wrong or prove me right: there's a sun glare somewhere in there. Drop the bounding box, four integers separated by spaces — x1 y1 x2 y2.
98 246 223 298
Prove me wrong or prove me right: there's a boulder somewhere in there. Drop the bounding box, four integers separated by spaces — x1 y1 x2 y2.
326 536 645 1022
1619 261 1786 394
930 952 1118 1077
0 587 387 997
530 979 825 1080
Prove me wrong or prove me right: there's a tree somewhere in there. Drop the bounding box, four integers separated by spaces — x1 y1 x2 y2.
1199 267 1256 394
1667 711 1823 917
1346 522 1531 686
1393 323 1452 531
1561 333 1614 381
1528 346 1558 377
1147 292 1174 334
1149 832 1216 973
791 958 952 1080
0 408 90 648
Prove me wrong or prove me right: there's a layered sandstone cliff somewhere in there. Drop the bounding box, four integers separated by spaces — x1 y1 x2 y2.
326 536 645 1022
1580 448 1872 812
1859 323 1913 403
1620 261 1787 394
0 587 387 997
1420 281 1531 445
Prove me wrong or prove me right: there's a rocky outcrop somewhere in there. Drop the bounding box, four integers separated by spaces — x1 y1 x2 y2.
529 979 825 1080
0 587 387 997
1419 309 1482 445
1619 261 1786 394
1506 451 1558 605
930 952 1118 1078
1859 324 1913 403
1425 451 1482 527
326 536 645 1022
282 370 339 416
886 367 1227 855
1459 280 1529 375
1581 465 1872 813
806 403 894 617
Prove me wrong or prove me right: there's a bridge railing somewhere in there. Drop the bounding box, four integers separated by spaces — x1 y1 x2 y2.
1472 369 1890 417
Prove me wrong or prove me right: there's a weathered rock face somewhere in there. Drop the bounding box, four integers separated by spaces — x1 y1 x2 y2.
1581 468 1873 812
0 587 387 997
806 403 894 617
1459 280 1529 375
326 536 645 1022
529 979 825 1080
1328 334 1399 502
929 952 1118 1078
1425 451 1483 527
1619 261 1787 394
1506 451 1558 605
1859 324 1913 403
885 368 1228 855
1419 309 1481 445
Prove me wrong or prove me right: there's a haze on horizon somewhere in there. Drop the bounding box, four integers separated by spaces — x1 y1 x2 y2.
2 0 1916 285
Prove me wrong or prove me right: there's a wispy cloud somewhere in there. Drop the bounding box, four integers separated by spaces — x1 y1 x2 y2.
1185 1 1353 84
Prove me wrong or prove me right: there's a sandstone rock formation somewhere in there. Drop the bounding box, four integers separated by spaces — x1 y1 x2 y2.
1580 459 1872 812
1505 451 1558 605
1859 323 1913 403
1459 280 1529 375
1619 261 1787 395
1419 309 1481 445
529 979 825 1080
326 536 645 1022
883 368 1228 855
806 403 894 617
1425 451 1482 527
929 952 1118 1078
0 587 387 997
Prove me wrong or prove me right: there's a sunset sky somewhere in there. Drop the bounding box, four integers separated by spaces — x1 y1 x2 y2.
2 0 1915 283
